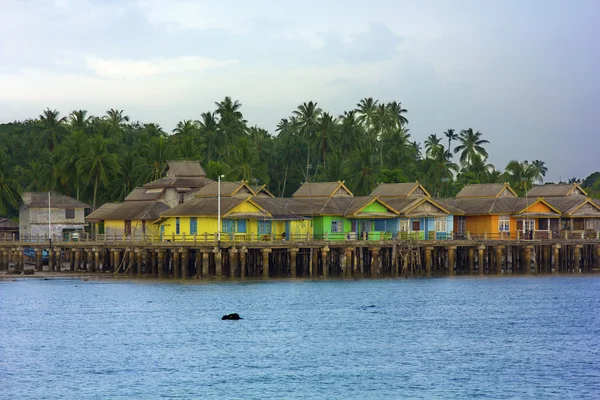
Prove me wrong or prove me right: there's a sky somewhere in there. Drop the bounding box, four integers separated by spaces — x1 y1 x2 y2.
1 0 599 181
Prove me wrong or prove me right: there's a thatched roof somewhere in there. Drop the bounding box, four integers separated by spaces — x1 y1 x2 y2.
369 182 430 198
526 183 587 198
165 160 206 177
142 176 212 189
455 183 517 198
292 181 353 198
86 201 169 222
21 192 89 209
195 181 255 198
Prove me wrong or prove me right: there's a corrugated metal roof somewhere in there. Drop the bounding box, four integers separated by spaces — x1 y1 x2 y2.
369 182 427 198
21 192 90 209
165 160 206 177
292 181 353 198
142 176 211 189
195 181 255 197
455 183 516 198
86 201 169 221
526 183 587 198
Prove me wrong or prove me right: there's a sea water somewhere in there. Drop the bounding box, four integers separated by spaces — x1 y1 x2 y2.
1 276 599 399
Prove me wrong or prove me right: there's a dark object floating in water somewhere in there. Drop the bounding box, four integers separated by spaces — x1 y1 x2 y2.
222 313 243 320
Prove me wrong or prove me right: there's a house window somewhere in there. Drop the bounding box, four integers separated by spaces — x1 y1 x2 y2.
523 220 534 233
331 220 344 233
374 220 386 231
237 220 247 233
456 216 466 234
176 217 180 235
178 193 185 204
538 219 549 231
190 217 197 235
498 216 510 232
65 209 75 219
222 219 235 233
399 220 409 232
434 217 447 232
258 220 272 235
142 220 146 234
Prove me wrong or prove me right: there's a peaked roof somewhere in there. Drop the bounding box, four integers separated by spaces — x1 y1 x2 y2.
86 201 169 222
165 160 206 177
513 198 561 215
251 184 275 198
124 187 164 202
526 183 588 198
385 197 450 216
369 182 431 198
455 183 518 198
292 181 353 198
142 176 212 189
158 196 270 218
195 181 256 198
0 217 18 229
21 192 89 209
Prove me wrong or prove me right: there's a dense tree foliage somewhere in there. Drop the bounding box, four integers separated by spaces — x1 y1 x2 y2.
0 96 583 220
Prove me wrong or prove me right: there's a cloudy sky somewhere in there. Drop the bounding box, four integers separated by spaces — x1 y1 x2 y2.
1 0 598 181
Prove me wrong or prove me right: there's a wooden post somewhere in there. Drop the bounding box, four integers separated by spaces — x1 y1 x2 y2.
542 246 550 273
181 248 189 279
289 248 298 278
74 249 81 271
35 248 43 271
214 247 223 279
135 249 142 278
114 250 121 274
229 247 238 279
151 250 157 276
553 244 560 273
392 243 398 278
468 247 474 275
495 246 504 275
478 245 485 275
595 245 600 272
524 245 534 274
261 248 271 279
370 247 380 278
53 247 61 272
574 245 582 273
425 246 433 277
157 249 164 278
129 250 135 276
448 246 456 276
345 248 353 278
202 251 209 278
86 249 93 272
240 247 247 279
93 248 100 273
321 247 329 278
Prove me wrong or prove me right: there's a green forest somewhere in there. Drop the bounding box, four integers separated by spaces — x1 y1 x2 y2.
1 96 599 218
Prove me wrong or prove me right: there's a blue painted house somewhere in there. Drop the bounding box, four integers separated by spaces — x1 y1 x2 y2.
370 182 454 239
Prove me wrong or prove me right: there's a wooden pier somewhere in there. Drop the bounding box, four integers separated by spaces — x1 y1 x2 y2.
2 238 600 279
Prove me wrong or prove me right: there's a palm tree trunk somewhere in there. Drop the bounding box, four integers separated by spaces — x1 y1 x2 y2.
306 147 310 183
323 138 326 170
93 175 99 210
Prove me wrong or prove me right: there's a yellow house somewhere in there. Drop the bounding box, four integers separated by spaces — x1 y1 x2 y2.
86 201 168 239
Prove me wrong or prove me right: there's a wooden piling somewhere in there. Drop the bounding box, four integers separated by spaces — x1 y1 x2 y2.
448 246 456 276
261 248 271 279
495 246 504 275
478 245 485 275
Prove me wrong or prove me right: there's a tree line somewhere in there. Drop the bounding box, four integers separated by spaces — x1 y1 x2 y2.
0 96 597 218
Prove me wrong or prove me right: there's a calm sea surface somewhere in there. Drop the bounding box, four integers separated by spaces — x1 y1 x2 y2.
1 276 600 399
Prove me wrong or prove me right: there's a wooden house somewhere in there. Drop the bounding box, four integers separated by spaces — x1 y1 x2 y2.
528 183 600 233
0 217 19 240
124 160 212 208
286 182 399 240
19 192 89 240
370 182 454 239
86 201 169 238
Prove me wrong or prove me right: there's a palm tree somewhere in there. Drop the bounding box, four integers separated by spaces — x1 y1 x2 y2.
387 101 408 128
172 119 198 137
443 129 458 155
427 147 458 196
313 112 337 169
371 103 394 166
215 96 247 154
424 134 443 158
249 126 271 163
109 150 145 201
454 128 490 167
292 101 322 181
531 160 548 184
69 110 92 133
355 97 379 131
38 108 67 152
0 152 20 214
55 131 87 199
77 135 120 210
197 112 219 161
350 147 379 195
104 109 130 130
143 136 175 181
338 111 364 154
505 160 536 194
228 138 268 184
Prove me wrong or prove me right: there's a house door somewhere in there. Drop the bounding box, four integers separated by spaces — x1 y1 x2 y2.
285 221 290 240
412 220 421 231
359 221 370 239
124 220 132 236
550 218 559 234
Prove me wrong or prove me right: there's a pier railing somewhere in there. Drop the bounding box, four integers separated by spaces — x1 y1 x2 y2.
3 229 600 245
